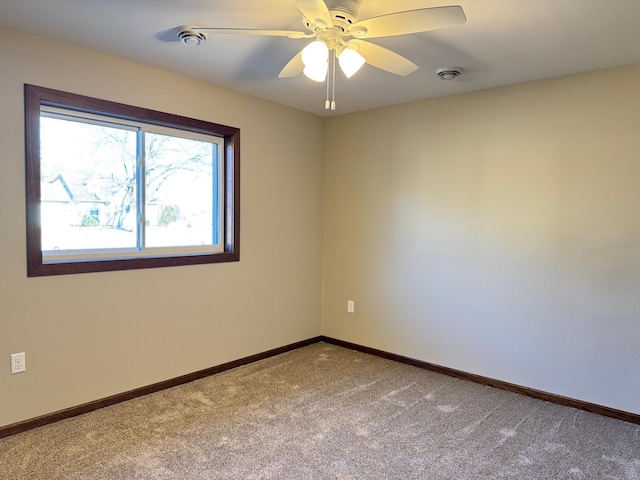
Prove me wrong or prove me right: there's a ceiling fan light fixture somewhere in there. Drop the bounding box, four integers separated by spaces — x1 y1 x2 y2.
303 64 328 82
338 47 365 78
302 40 328 65
302 40 329 82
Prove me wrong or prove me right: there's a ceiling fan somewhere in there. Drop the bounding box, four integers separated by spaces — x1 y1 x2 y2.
174 0 466 109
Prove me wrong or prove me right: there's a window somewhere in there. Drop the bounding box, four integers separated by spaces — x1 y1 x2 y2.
25 84 240 276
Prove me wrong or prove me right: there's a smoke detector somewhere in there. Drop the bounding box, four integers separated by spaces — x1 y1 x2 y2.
175 26 208 46
436 67 462 80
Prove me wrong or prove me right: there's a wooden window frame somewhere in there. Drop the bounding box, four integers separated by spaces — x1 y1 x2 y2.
24 84 240 276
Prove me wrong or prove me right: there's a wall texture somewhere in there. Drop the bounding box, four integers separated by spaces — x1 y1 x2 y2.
3 24 640 427
0 27 325 427
323 64 640 414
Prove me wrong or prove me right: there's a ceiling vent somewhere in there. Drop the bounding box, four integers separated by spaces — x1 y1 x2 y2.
436 67 462 80
175 26 208 46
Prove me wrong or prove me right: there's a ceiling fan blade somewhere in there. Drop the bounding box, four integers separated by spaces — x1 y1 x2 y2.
279 51 304 78
293 0 333 28
194 28 312 39
351 5 466 39
355 40 418 76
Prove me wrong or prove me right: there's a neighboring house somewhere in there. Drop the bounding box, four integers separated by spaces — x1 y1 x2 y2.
40 173 110 228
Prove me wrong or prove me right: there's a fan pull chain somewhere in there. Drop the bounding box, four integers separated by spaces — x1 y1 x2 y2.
325 60 330 110
331 50 336 110
325 49 337 110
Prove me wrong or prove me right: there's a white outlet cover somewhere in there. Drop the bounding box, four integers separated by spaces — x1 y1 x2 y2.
10 352 26 374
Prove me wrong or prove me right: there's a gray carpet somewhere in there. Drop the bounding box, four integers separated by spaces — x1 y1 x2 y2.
1 342 639 479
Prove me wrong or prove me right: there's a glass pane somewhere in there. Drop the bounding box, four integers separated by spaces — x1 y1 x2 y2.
40 116 138 251
144 132 218 248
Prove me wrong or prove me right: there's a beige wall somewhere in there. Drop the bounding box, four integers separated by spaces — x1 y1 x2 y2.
3 25 640 428
323 64 640 414
0 28 325 427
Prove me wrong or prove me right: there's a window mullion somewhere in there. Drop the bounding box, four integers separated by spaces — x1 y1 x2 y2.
213 144 220 245
137 129 145 252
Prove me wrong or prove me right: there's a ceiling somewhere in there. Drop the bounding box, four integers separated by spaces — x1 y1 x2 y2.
1 0 640 117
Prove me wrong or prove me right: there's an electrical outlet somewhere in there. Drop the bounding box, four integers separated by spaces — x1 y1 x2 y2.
347 300 355 314
10 352 26 374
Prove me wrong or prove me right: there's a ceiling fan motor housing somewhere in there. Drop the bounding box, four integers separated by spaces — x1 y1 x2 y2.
325 0 362 17
304 0 362 32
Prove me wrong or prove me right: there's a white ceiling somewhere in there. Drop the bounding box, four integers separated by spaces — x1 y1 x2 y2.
1 0 640 117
